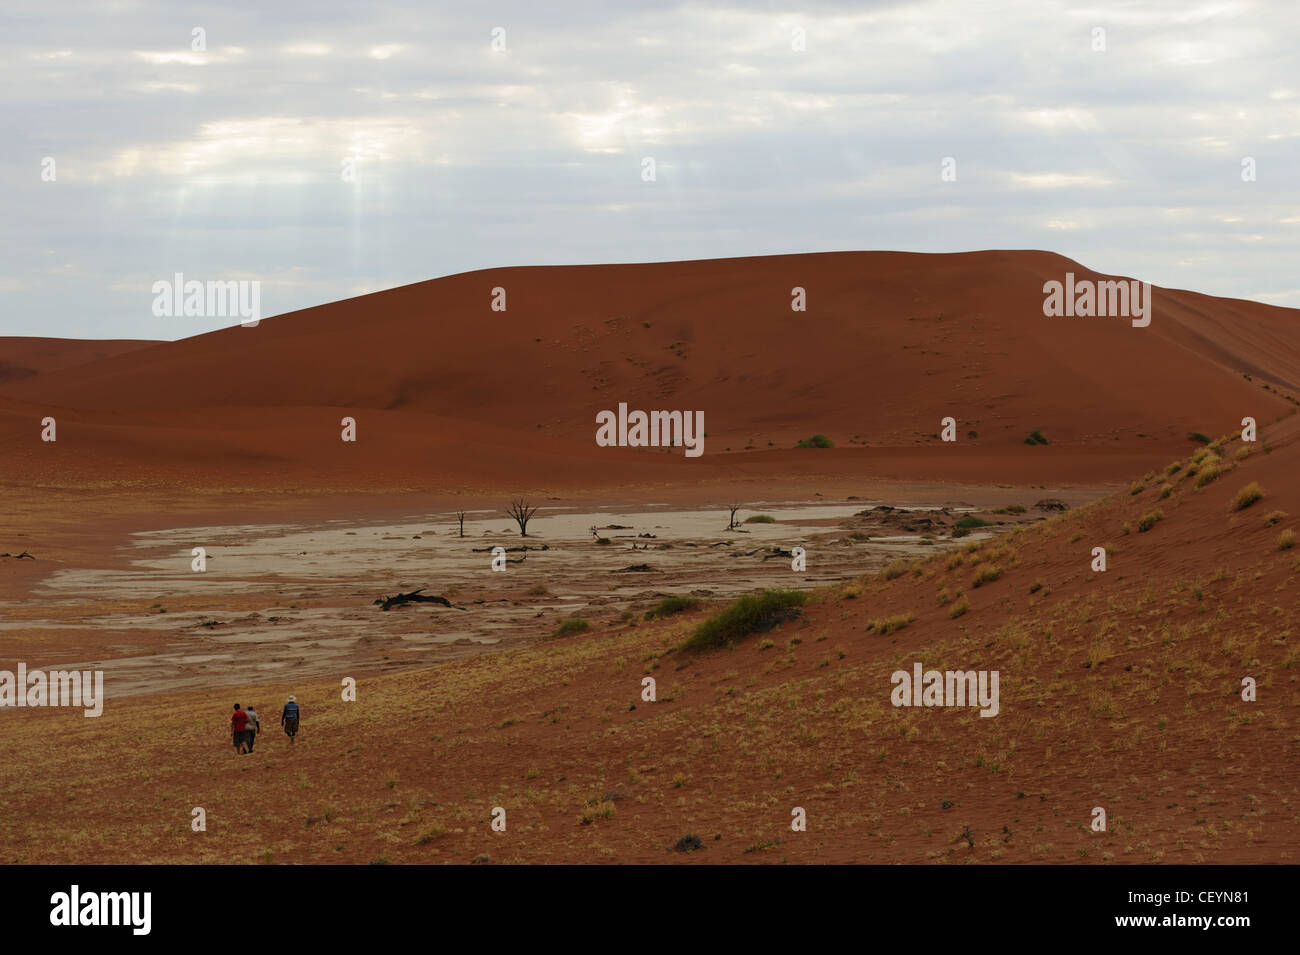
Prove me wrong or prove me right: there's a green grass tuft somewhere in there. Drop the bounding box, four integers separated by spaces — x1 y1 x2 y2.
794 434 834 449
644 595 701 620
681 589 807 650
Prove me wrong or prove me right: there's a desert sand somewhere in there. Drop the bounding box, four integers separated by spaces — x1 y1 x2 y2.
1 250 1297 864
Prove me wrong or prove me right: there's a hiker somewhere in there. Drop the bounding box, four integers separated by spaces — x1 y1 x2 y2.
231 703 249 754
281 695 300 744
245 703 261 752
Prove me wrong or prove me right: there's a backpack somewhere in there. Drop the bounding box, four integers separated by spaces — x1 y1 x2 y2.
284 702 299 720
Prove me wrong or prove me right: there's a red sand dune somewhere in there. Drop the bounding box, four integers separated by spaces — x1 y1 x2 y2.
1 253 1298 866
0 337 156 385
1 251 1296 492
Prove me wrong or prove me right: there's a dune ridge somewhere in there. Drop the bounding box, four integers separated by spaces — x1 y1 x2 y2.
2 251 1297 493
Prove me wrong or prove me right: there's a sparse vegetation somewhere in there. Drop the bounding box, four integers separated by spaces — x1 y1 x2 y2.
1137 509 1163 533
1194 456 1223 488
681 589 807 650
415 824 447 845
1280 529 1296 551
868 611 915 635
744 514 776 524
794 434 834 449
645 595 701 620
1024 430 1049 446
1229 482 1263 511
971 564 1003 588
553 618 590 637
579 800 616 824
673 834 704 852
882 558 909 580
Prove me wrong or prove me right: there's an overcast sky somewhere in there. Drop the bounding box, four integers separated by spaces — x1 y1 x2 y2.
2 0 1297 340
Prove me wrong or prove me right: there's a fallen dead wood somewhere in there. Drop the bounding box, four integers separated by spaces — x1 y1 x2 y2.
0 551 35 559
470 544 548 553
374 588 455 611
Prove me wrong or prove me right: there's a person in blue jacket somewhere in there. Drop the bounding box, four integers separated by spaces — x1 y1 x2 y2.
281 695 300 744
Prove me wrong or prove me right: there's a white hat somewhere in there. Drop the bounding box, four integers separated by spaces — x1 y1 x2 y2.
288 695 296 702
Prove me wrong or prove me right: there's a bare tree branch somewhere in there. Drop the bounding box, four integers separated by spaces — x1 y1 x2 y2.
507 498 540 537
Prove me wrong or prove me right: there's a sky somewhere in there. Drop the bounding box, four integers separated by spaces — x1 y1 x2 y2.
1 0 1297 340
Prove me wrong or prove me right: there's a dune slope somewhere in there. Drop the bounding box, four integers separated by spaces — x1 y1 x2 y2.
1 251 1296 492
2 413 1295 864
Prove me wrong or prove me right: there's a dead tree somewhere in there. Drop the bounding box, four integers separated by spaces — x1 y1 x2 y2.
507 498 540 537
456 511 466 537
727 503 742 530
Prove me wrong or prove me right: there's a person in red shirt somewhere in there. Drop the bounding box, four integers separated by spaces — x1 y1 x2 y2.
231 703 249 754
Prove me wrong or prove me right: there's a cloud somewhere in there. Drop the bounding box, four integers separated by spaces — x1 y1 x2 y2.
133 51 210 65
282 42 332 56
1009 173 1116 189
0 0 1295 339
